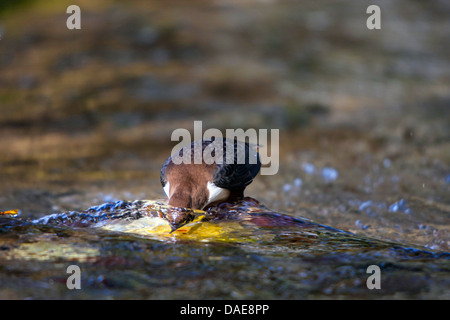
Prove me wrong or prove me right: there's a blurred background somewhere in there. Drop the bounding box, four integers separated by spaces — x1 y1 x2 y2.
0 0 449 250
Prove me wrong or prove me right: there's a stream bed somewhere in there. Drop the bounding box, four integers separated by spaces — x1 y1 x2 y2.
1 199 449 299
0 0 449 299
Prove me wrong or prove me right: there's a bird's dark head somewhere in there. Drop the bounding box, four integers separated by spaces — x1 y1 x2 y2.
160 138 261 210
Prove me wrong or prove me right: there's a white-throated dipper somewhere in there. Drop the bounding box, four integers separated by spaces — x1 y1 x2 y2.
160 138 261 210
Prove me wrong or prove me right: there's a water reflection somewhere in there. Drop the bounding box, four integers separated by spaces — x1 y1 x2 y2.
1 199 449 299
0 0 449 299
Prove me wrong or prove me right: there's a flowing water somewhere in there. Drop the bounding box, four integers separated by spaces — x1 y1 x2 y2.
1 198 449 299
0 0 449 299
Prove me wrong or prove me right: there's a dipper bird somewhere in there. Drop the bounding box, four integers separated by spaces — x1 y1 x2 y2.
160 138 261 210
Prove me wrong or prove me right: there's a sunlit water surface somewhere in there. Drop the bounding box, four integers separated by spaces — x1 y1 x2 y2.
1 199 449 299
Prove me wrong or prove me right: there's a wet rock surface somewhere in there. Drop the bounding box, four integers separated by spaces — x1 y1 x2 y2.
0 0 449 299
1 199 449 299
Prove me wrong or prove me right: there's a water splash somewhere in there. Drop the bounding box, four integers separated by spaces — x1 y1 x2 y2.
388 199 411 214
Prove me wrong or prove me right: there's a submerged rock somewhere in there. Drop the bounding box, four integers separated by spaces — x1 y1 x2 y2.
32 199 202 232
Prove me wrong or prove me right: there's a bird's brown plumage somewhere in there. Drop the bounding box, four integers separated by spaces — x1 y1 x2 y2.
160 138 261 210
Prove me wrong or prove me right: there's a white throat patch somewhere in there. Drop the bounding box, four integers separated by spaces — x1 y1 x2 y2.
206 181 230 208
163 182 170 198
